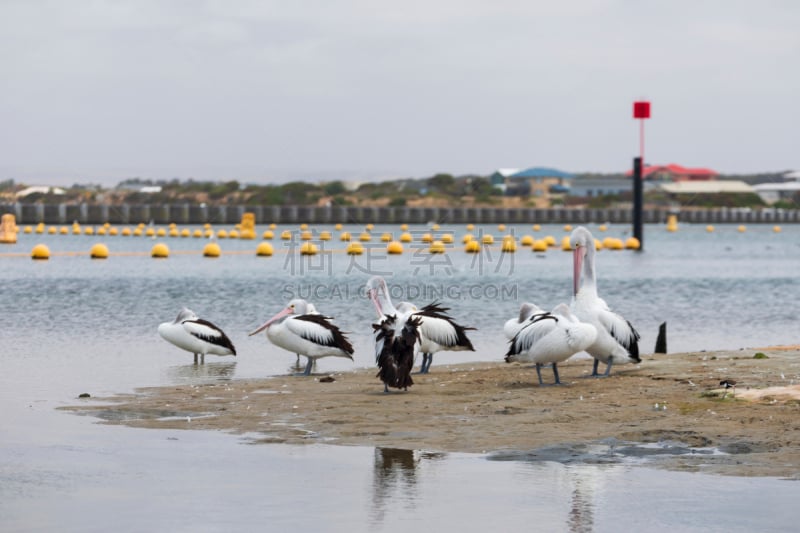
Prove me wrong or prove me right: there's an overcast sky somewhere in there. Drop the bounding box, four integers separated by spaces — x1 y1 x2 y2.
1 1 798 186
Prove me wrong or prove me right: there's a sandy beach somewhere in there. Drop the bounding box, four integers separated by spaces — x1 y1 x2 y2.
66 347 800 478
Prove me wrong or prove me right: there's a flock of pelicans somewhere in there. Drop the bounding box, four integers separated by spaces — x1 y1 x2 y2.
158 226 641 392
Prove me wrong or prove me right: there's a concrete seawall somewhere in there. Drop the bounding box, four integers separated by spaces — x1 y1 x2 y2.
1 203 798 225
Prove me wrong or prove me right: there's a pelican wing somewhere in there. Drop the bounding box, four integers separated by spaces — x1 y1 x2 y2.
415 302 475 350
597 309 641 361
183 319 236 354
506 313 558 356
290 314 354 354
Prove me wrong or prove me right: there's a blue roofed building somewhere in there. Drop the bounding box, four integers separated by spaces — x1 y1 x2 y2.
494 167 574 206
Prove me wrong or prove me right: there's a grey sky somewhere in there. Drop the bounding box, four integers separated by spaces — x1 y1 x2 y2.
1 0 798 186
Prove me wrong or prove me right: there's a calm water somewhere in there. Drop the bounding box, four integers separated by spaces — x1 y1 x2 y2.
2 223 799 531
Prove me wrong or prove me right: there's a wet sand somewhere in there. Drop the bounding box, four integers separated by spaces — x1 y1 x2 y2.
66 348 800 477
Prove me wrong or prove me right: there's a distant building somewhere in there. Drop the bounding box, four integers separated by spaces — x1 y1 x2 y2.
625 163 718 181
659 180 754 199
496 167 574 201
753 182 800 204
569 177 632 198
489 168 520 194
15 186 66 198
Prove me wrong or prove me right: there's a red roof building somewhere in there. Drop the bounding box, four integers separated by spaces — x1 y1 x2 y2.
626 163 718 181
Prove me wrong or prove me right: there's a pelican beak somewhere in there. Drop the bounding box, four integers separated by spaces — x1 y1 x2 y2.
573 245 584 296
367 288 383 317
248 307 292 336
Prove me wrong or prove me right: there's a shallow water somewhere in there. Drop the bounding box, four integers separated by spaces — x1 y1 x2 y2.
2 223 799 531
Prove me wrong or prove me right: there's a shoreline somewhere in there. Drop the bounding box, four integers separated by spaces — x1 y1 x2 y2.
65 347 800 478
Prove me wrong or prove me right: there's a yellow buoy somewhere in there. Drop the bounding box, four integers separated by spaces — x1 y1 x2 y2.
481 234 494 245
72 224 81 235
269 223 277 230
501 237 517 253
400 224 409 231
319 231 332 241
204 229 213 238
23 226 32 234
151 243 169 258
192 229 203 238
203 223 211 230
133 228 143 237
561 236 572 251
532 239 548 252
240 229 256 240
35 223 45 234
431 223 440 231
594 238 604 251
544 235 556 247
387 241 403 254
380 232 392 242
300 242 318 255
464 240 481 253
108 227 118 236
598 224 608 232
625 237 641 250
466 224 475 231
737 225 746 233
48 226 57 234
256 242 274 256
84 227 95 235
96 227 106 236
347 242 364 255
156 228 166 237
400 232 413 243
441 233 454 244
168 223 176 229
462 233 474 243
608 238 624 250
334 223 342 231
602 236 615 249
281 230 292 240
262 230 274 239
497 224 506 232
300 230 313 241
299 223 308 231
217 229 228 239
420 233 433 243
706 225 715 233
773 225 781 233
179 228 189 238
358 232 371 242
532 224 541 232
365 223 374 231
228 229 240 239
520 235 534 246
168 228 179 237
340 231 352 241
563 224 573 232
203 242 221 257
429 240 446 254
145 228 156 237
31 244 51 260
59 226 69 235
90 243 109 259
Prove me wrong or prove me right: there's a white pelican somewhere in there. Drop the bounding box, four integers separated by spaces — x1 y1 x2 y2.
570 226 641 377
503 302 544 340
505 303 597 385
248 299 354 376
158 308 236 363
365 276 475 374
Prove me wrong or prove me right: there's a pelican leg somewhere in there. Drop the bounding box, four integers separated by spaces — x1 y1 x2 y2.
535 363 544 386
590 358 601 377
603 358 614 377
302 358 314 376
193 353 198 364
295 354 301 368
417 353 431 374
423 353 432 374
552 363 562 385
201 353 205 364
383 383 389 393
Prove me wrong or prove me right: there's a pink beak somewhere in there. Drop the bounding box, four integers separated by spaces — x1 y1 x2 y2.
248 306 292 336
573 245 584 296
368 288 384 317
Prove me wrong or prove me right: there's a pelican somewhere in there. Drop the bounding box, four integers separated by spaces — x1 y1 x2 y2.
158 308 236 363
248 299 354 376
570 226 641 377
365 276 475 374
505 303 597 385
503 302 544 340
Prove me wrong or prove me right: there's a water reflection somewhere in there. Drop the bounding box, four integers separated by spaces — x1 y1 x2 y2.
567 466 600 533
371 447 445 526
166 361 237 384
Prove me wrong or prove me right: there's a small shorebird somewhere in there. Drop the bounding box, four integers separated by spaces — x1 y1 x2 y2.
570 226 641 377
249 299 354 376
506 303 597 385
720 379 737 399
158 308 236 363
